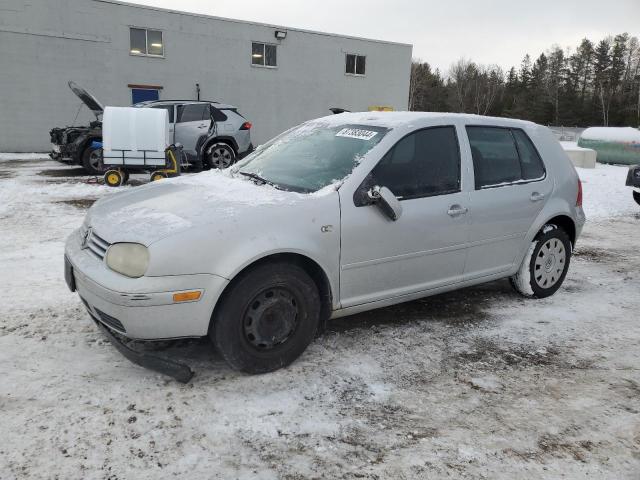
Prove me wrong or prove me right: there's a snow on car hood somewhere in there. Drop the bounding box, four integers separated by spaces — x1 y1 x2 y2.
86 170 327 245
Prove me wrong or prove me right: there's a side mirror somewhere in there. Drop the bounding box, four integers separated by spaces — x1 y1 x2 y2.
367 186 402 221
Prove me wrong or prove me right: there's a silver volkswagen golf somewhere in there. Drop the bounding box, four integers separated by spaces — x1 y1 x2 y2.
65 112 585 377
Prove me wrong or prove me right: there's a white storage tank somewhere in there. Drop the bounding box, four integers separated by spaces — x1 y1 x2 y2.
577 127 640 165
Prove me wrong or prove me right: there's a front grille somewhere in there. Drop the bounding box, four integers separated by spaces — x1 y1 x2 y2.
94 308 126 333
82 227 111 261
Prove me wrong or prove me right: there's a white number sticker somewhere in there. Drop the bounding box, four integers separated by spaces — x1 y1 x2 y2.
335 128 378 140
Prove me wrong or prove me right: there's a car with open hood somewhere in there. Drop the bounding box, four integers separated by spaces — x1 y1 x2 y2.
49 82 252 174
64 112 585 379
49 81 104 174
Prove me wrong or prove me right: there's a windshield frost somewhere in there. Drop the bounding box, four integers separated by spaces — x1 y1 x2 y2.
237 123 389 193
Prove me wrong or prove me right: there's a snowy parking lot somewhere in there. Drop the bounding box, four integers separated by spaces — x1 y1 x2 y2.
0 155 639 479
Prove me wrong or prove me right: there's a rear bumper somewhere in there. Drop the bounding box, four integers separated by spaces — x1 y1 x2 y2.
65 229 229 340
575 206 586 240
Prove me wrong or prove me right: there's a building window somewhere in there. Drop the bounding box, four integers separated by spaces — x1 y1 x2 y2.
130 27 164 57
345 53 366 76
130 88 159 104
252 42 277 67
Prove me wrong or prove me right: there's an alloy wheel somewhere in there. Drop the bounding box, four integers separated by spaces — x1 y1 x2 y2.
208 145 234 169
89 149 102 171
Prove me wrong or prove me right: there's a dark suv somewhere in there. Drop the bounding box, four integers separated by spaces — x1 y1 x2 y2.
50 82 104 174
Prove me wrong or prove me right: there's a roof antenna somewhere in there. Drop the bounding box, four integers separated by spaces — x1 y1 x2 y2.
196 83 200 101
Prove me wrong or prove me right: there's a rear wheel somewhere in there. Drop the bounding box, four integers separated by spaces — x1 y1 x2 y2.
211 262 321 373
205 142 236 169
510 225 571 298
82 147 103 175
150 171 168 182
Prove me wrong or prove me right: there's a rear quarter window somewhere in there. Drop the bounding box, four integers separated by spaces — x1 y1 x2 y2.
512 129 545 180
211 107 228 122
467 126 545 189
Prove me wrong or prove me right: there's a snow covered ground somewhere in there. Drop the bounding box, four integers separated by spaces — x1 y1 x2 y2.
0 157 639 479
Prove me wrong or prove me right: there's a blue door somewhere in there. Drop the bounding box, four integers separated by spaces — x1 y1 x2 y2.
131 88 159 104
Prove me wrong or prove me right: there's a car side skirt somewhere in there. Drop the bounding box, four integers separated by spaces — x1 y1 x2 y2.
331 269 513 319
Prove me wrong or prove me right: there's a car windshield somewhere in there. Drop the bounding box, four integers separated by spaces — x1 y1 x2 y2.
236 123 389 193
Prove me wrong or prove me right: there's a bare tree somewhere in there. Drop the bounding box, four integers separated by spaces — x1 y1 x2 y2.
447 59 504 115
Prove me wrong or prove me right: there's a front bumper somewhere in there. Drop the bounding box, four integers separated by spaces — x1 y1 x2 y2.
50 143 77 163
65 228 229 340
92 319 194 383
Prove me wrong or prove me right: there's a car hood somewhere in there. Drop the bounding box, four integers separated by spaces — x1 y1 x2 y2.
87 171 332 245
68 80 104 118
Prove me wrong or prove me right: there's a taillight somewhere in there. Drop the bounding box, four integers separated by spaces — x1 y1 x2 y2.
240 122 252 130
576 179 583 207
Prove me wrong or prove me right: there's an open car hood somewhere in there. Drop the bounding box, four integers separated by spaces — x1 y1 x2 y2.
68 81 103 118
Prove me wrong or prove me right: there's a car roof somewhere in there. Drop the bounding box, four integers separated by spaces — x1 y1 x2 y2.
136 100 237 109
314 111 538 130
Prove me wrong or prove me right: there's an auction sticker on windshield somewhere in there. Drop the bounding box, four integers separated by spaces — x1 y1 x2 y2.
336 128 378 140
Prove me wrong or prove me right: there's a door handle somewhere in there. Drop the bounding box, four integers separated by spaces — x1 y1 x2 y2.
530 192 545 202
447 205 468 217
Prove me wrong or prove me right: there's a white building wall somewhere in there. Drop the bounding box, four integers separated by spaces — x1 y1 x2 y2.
0 0 412 151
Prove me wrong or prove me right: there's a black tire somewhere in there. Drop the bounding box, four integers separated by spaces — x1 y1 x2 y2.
510 225 571 299
633 190 640 206
190 159 204 173
211 262 321 374
82 147 103 175
205 142 236 169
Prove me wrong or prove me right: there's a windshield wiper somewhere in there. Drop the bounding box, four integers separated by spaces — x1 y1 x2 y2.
239 171 270 185
238 170 286 190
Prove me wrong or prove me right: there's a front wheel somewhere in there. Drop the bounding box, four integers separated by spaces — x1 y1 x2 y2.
82 147 103 175
510 225 571 298
211 262 321 374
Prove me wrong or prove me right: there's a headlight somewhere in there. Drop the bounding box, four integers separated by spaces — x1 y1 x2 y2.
105 243 149 278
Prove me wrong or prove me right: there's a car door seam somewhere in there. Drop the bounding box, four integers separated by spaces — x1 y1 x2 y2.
341 242 468 271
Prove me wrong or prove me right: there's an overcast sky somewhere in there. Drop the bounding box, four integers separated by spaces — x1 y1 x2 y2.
126 0 639 73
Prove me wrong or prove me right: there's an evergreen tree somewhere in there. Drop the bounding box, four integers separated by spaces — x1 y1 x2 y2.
409 33 639 127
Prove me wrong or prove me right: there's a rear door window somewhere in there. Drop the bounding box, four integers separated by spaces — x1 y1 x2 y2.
177 104 208 123
370 126 461 200
466 126 545 189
